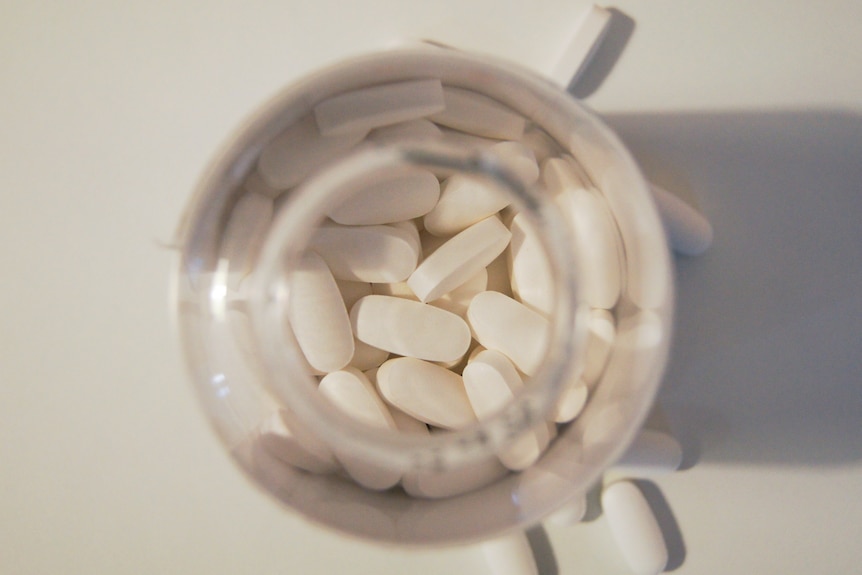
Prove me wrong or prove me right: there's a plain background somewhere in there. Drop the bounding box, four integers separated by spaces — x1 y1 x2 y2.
2 1 861 573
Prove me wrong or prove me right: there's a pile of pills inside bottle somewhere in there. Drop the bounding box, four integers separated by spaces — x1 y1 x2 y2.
223 76 631 498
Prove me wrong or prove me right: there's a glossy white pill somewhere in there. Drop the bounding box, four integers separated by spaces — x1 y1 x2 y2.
258 410 339 474
423 175 511 236
368 118 443 143
606 429 683 481
314 79 445 136
376 357 477 429
650 183 714 256
549 4 612 88
258 115 368 189
326 169 440 225
287 251 354 373
402 456 508 499
467 291 550 376
556 186 622 309
430 87 526 140
508 212 555 317
220 191 273 290
408 216 512 302
350 295 471 362
602 480 668 575
480 532 539 575
310 222 420 283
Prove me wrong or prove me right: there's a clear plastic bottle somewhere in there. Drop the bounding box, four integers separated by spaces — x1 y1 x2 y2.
172 47 673 544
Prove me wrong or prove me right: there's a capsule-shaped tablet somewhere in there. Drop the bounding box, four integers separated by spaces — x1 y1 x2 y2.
326 169 440 225
605 429 683 482
480 532 539 575
408 217 511 302
650 183 713 256
367 118 443 143
313 79 445 136
402 456 508 499
548 4 612 88
467 291 550 377
309 222 420 283
508 212 555 317
602 480 668 575
550 380 588 423
462 349 523 419
376 357 477 429
430 87 526 140
287 251 354 373
257 409 339 474
423 175 512 236
220 191 273 290
258 115 368 189
556 186 622 309
350 295 471 362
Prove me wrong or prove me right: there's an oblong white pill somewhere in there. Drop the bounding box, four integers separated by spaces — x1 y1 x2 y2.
364 368 430 435
326 170 440 225
376 357 476 429
550 380 588 423
467 291 550 376
368 118 443 143
350 295 471 362
314 78 445 136
508 212 555 317
430 87 526 140
489 141 539 185
318 368 396 430
220 191 273 290
602 480 668 575
287 251 354 373
606 429 683 481
402 456 508 499
408 216 512 302
258 410 339 474
423 175 512 236
650 183 713 256
549 4 612 88
480 532 539 575
462 349 523 419
498 422 551 471
258 115 368 189
556 186 622 309
309 222 420 283
429 267 487 318
583 308 615 386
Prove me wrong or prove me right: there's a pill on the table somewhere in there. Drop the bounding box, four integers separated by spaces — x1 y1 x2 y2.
467 291 550 376
348 337 390 371
606 429 683 482
423 175 511 236
401 455 508 499
485 252 513 297
220 191 273 290
408 216 512 302
583 308 615 386
550 380 588 423
335 279 372 311
319 368 401 490
350 295 471 362
479 531 539 575
508 212 555 317
309 222 420 283
375 357 477 429
601 480 668 575
429 267 487 318
556 186 622 309
287 251 354 373
429 87 526 140
488 141 539 185
257 115 368 189
326 169 440 225
650 183 714 256
541 156 588 196
546 493 588 526
548 4 612 88
257 409 340 474
243 168 282 198
367 118 443 143
520 126 562 164
313 78 446 136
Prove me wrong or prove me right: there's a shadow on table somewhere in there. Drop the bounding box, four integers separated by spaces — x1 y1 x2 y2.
602 108 862 469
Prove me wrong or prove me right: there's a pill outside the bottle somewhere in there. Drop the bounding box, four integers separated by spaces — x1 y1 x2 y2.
313 78 446 137
309 222 420 283
350 295 471 363
287 251 354 373
606 429 682 481
601 480 668 575
375 357 477 429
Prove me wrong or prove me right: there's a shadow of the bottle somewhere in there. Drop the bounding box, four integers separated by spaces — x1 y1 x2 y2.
602 108 862 469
